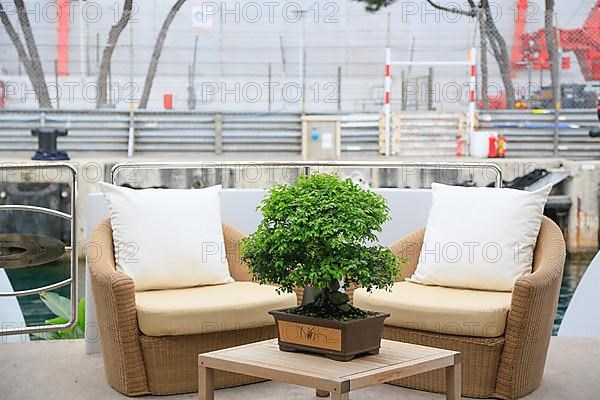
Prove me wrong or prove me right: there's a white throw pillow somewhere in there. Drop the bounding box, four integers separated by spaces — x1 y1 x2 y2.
99 182 233 291
408 183 552 291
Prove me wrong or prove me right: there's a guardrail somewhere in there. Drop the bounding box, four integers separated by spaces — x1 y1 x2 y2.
0 163 78 336
111 160 504 187
391 112 465 157
0 109 377 155
0 109 597 158
478 109 599 159
340 114 380 153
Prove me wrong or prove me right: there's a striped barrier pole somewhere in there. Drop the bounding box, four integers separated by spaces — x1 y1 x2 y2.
464 47 477 156
384 47 391 156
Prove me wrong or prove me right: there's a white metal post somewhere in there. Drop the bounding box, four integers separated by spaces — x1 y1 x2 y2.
384 47 392 156
386 48 475 156
127 102 135 157
467 47 477 156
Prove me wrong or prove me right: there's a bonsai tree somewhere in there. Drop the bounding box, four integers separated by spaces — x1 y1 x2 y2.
241 173 402 320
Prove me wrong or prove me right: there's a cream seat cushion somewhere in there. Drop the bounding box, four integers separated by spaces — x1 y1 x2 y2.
135 281 297 336
353 282 511 338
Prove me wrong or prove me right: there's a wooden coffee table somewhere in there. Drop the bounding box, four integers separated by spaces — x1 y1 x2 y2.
198 339 461 400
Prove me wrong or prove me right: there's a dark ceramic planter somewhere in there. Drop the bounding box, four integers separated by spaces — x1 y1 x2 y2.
269 309 390 361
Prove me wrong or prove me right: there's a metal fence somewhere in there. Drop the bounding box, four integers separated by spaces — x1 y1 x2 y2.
340 114 380 153
393 112 464 157
0 109 598 158
0 109 381 155
478 109 600 159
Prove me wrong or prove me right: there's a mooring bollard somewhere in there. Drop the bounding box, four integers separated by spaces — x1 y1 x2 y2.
31 128 69 160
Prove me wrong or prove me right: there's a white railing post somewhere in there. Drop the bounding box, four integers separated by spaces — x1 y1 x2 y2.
467 47 477 156
384 47 392 156
127 103 135 157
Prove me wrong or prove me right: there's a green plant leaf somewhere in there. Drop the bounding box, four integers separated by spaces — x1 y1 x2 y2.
77 298 86 332
240 172 404 316
45 316 69 325
34 294 86 341
32 331 61 340
40 292 72 320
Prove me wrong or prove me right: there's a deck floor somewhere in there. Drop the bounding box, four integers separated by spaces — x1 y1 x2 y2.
0 337 598 400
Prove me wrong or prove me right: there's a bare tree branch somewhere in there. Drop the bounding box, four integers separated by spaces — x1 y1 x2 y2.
138 0 186 109
482 0 515 108
478 8 489 108
425 0 476 17
544 0 559 107
13 0 52 107
96 0 133 108
0 3 36 85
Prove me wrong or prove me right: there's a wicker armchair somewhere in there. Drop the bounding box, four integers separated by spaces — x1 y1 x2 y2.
353 216 565 399
88 219 297 396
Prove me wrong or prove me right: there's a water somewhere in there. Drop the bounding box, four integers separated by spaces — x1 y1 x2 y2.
554 251 594 334
5 256 85 329
4 252 595 336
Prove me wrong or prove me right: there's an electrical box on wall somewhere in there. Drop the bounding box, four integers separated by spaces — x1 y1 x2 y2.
301 116 341 160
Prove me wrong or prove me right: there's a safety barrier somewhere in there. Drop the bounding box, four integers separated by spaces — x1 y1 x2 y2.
0 163 78 336
478 109 600 159
0 109 597 158
382 112 464 157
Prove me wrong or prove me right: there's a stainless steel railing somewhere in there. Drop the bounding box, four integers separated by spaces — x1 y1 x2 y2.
111 160 503 187
0 163 78 336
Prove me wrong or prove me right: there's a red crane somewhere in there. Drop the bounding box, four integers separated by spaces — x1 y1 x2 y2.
512 0 600 81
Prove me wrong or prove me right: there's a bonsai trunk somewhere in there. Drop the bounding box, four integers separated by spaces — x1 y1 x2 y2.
313 280 351 313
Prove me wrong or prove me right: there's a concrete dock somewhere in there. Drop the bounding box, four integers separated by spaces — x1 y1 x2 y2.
0 337 598 400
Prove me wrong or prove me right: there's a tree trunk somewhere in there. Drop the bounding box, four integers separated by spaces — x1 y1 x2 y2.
0 4 38 103
544 0 559 107
482 1 515 108
96 0 133 108
11 0 52 107
314 280 350 312
138 0 187 109
478 10 489 109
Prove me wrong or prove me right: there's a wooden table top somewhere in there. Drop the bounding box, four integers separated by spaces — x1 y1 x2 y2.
198 339 460 394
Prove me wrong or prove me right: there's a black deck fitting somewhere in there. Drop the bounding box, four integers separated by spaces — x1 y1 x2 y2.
31 128 70 160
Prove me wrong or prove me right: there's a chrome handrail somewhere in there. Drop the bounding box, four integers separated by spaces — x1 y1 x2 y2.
0 163 77 336
1 278 72 297
0 205 72 220
111 160 503 188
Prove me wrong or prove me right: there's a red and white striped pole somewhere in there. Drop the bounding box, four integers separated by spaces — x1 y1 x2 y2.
465 47 477 156
384 47 392 156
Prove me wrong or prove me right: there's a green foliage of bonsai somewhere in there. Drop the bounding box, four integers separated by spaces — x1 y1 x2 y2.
241 173 402 319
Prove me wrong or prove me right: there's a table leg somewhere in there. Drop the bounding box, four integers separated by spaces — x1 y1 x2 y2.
445 362 461 400
198 365 214 400
316 389 330 397
331 393 349 400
